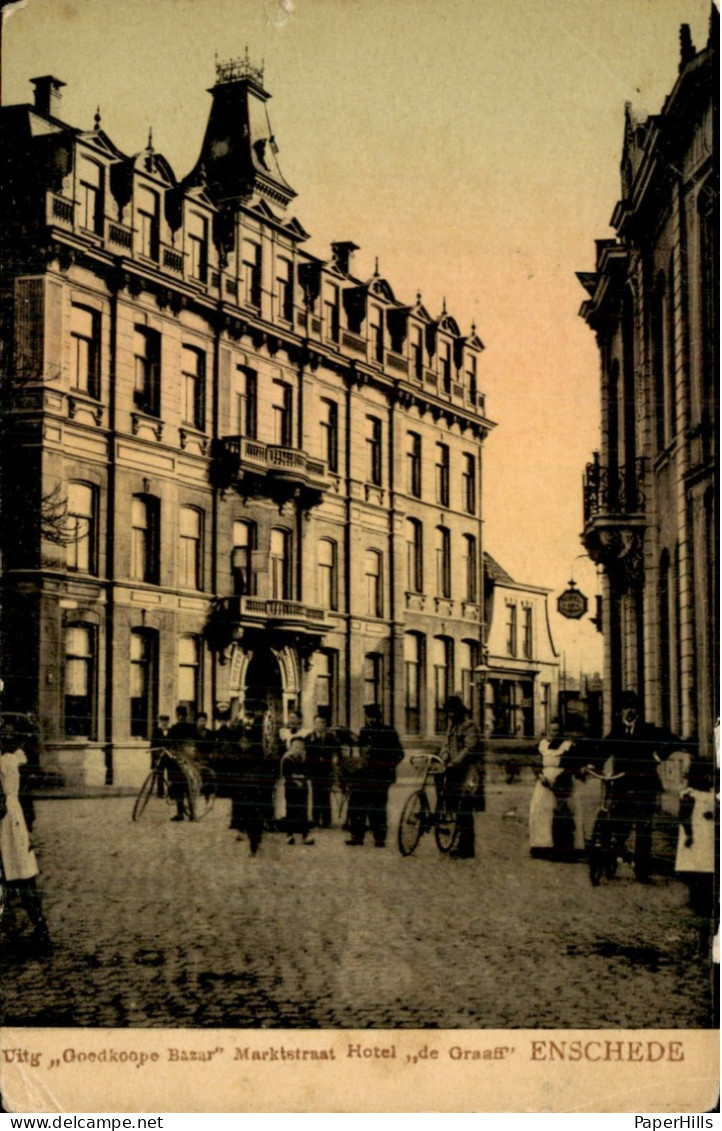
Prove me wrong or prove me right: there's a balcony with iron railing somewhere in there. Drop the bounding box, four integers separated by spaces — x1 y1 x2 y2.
582 452 647 569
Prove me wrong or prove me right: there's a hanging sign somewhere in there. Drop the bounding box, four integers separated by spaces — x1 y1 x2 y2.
557 582 588 620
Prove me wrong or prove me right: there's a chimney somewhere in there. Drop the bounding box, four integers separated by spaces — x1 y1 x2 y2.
331 241 359 276
30 76 66 118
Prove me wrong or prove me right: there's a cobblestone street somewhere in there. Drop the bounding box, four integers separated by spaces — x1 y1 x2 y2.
1 773 714 1030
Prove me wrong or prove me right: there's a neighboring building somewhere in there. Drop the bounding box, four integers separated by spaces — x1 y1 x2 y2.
482 553 559 740
0 59 495 786
579 16 717 752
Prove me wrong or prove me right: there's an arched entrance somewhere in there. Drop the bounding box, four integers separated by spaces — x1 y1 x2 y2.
244 647 283 716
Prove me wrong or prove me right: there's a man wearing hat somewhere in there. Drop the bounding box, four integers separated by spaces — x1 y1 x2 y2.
441 696 485 859
150 712 172 797
598 690 679 883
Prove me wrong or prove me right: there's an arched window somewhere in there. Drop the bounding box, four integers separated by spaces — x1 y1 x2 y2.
406 519 423 593
232 520 256 595
318 538 338 610
404 633 424 734
365 549 383 617
432 637 453 733
179 506 203 589
64 624 96 738
67 482 97 574
130 494 160 584
462 534 477 602
130 628 158 738
270 528 292 600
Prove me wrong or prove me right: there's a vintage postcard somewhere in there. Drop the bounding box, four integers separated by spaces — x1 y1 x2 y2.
0 0 718 1114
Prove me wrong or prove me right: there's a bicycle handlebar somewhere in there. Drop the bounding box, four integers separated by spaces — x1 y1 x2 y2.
410 752 447 770
584 767 626 782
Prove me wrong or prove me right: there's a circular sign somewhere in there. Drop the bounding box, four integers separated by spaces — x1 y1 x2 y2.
557 586 588 620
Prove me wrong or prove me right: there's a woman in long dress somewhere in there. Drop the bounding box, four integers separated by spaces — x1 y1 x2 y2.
0 737 51 954
529 721 586 859
675 759 716 915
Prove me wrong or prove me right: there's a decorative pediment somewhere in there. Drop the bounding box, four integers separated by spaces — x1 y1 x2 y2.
367 275 396 302
132 149 177 187
465 328 485 351
283 216 310 243
185 182 216 210
250 197 282 222
77 128 127 163
437 311 461 336
411 298 433 324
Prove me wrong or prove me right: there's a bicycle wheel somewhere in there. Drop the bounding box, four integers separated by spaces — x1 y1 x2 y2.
588 812 609 886
434 799 459 854
132 771 156 822
193 768 217 821
398 790 428 857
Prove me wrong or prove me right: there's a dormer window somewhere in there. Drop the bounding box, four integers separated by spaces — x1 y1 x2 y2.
78 157 103 235
467 353 478 402
137 186 160 261
324 282 340 344
412 326 424 379
370 305 384 363
187 212 208 283
276 256 293 323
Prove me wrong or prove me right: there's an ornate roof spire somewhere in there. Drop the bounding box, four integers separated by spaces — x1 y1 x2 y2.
147 127 154 151
93 106 101 130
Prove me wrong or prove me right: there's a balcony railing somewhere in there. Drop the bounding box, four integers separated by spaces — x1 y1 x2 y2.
219 436 330 507
583 454 646 523
50 194 74 226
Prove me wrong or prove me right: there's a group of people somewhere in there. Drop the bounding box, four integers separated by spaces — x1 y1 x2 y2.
529 690 716 900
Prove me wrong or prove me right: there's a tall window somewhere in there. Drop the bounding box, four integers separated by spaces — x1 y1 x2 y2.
364 653 383 709
130 495 159 584
651 273 667 453
137 186 160 260
242 239 262 308
320 399 338 472
462 453 476 514
435 443 449 506
130 629 157 738
460 640 479 711
318 539 338 610
467 353 478 402
187 211 208 283
70 304 100 398
276 257 294 323
67 482 96 573
365 416 382 484
234 366 257 438
78 157 103 234
64 624 96 738
411 326 424 379
666 253 678 441
133 326 161 416
270 528 291 600
370 305 384 363
406 431 422 497
316 649 338 720
365 549 383 617
179 506 202 589
440 340 452 393
433 637 453 733
462 534 477 602
177 635 201 718
272 381 293 447
506 603 518 657
181 345 205 429
435 526 451 598
324 282 340 343
406 518 423 593
404 633 423 734
523 606 533 659
232 520 256 596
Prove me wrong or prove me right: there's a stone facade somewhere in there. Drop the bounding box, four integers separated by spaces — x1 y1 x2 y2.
579 17 718 752
0 60 503 785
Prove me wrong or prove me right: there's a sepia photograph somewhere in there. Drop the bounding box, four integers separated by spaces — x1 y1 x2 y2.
0 0 717 1113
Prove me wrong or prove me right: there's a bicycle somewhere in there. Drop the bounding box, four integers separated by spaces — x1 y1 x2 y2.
132 747 217 822
397 752 460 856
586 768 627 885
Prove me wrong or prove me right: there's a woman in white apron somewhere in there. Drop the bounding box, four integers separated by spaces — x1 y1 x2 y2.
0 738 51 955
529 722 586 859
675 759 716 915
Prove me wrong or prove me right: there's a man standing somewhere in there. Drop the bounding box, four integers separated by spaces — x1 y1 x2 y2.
441 696 485 859
346 704 404 848
598 689 679 883
150 712 172 797
305 712 339 829
165 705 196 821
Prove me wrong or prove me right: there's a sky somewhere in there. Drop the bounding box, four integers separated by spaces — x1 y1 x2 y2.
1 0 714 680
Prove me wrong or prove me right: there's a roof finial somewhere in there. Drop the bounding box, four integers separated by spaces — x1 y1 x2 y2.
94 105 101 130
374 256 379 277
442 296 447 316
147 126 154 151
416 290 422 305
471 320 476 334
679 23 695 70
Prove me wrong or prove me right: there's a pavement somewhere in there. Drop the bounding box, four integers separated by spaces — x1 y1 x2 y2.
0 770 715 1030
